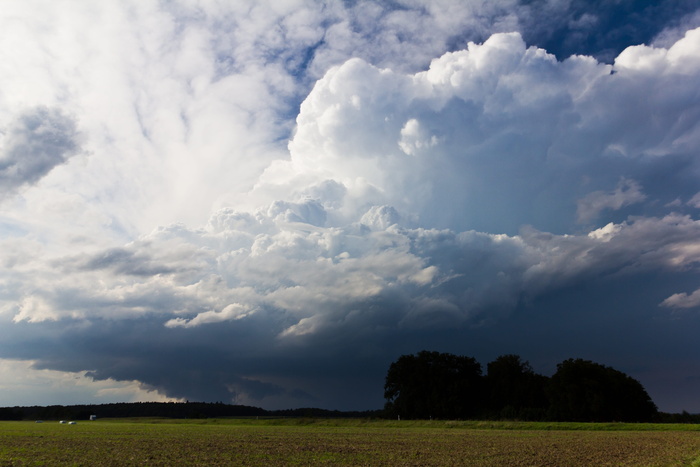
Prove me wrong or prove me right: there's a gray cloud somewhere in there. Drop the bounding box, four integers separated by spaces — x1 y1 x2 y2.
0 108 79 199
4 207 700 407
577 178 647 224
660 288 700 309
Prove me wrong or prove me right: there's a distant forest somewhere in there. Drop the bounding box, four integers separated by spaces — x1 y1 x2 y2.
0 351 698 423
0 402 381 422
0 401 696 423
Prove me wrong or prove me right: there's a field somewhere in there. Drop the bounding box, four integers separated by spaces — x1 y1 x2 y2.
1 419 700 466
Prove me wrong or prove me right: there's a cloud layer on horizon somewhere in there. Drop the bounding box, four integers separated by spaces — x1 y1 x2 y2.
1 1 700 411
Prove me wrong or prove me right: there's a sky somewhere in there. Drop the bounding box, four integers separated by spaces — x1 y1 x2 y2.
1 0 700 413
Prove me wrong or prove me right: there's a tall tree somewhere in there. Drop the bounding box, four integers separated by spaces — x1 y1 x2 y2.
548 358 658 422
384 350 483 419
485 354 548 419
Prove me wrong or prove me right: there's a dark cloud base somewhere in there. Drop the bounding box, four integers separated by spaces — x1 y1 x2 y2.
2 267 697 412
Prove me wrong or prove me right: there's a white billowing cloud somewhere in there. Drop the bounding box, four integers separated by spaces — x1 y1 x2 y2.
360 205 402 231
267 199 328 226
577 178 646 224
259 29 700 234
399 119 440 156
605 28 700 156
615 28 700 79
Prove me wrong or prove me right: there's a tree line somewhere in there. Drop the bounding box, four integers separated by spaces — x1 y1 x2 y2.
384 351 661 422
0 351 696 423
0 402 382 421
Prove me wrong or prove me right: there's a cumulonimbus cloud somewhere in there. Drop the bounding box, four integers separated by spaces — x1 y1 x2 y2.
2 23 700 408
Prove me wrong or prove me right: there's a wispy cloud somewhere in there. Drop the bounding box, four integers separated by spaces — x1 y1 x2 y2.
661 288 700 309
577 178 646 224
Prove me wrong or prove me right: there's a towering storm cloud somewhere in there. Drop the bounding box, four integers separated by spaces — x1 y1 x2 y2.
1 1 700 412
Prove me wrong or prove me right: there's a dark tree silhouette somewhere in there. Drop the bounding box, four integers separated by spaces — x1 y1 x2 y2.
1 402 382 421
384 350 483 419
547 358 658 422
384 351 662 422
485 354 548 419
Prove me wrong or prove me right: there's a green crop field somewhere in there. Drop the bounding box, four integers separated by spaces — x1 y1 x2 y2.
1 419 699 466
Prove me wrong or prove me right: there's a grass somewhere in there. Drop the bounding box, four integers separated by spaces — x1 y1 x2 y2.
0 419 699 465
